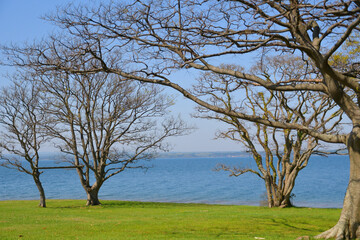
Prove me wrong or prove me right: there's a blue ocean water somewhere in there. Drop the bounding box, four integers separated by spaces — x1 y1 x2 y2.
0 154 349 208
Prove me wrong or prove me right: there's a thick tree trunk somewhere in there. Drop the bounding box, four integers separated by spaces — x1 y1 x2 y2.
265 172 297 208
267 186 293 208
274 193 293 208
86 187 101 206
75 166 102 206
316 129 360 240
277 168 298 208
32 173 46 208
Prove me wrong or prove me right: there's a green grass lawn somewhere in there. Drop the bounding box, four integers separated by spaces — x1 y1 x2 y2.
0 200 340 240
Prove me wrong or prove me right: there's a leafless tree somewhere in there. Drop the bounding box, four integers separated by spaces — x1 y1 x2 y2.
35 69 187 206
0 77 48 207
3 0 360 238
194 60 344 208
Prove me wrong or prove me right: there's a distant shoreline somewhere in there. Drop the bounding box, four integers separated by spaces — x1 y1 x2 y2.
157 151 251 159
31 149 348 160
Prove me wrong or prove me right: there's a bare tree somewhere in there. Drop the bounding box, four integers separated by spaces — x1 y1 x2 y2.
35 69 187 206
0 77 48 207
194 61 344 208
3 0 360 238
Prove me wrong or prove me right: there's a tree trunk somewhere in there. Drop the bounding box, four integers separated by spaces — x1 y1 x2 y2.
33 173 46 208
316 129 360 240
277 168 299 208
86 187 101 206
264 175 274 207
273 191 293 208
269 186 293 208
265 173 296 208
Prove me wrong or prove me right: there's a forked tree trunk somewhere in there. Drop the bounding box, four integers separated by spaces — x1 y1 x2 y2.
266 185 293 208
33 173 46 208
272 190 293 208
76 166 102 206
277 167 299 208
265 170 298 208
316 129 360 240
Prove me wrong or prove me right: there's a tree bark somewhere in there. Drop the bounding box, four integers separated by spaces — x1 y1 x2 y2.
267 183 294 208
264 171 297 208
86 187 101 206
316 128 360 240
33 173 46 208
274 191 293 208
278 168 299 208
265 175 274 207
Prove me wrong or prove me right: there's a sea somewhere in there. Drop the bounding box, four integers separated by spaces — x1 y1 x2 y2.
0 153 349 208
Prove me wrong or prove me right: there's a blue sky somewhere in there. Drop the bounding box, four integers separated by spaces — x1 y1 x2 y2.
0 0 244 153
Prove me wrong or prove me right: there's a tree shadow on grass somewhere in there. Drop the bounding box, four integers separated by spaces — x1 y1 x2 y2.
270 218 313 232
48 200 177 209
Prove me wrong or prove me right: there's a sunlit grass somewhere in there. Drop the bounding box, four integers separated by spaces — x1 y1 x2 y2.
0 200 340 239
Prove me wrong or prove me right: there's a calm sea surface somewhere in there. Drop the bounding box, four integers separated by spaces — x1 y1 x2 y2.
0 154 349 208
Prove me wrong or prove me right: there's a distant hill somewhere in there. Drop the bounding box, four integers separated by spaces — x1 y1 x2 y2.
157 151 250 159
33 151 250 160
35 149 347 160
157 149 348 159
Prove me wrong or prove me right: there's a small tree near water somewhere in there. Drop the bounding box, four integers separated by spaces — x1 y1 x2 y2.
37 70 188 206
195 60 344 208
0 77 49 207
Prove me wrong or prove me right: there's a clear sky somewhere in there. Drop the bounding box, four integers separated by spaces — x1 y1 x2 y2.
0 0 245 153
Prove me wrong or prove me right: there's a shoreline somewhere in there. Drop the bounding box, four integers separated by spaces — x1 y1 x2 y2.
0 198 342 209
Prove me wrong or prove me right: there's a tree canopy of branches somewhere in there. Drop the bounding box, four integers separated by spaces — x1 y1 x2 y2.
0 77 48 207
36 69 187 206
195 58 344 208
3 0 360 238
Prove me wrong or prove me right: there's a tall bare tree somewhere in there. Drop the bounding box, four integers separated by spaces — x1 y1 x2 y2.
194 61 344 208
3 0 360 238
36 69 187 206
0 77 48 207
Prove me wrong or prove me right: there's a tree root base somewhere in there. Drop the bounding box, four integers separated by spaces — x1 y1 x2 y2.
315 222 360 240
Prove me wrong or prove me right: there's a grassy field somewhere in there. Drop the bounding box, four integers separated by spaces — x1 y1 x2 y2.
0 200 340 240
